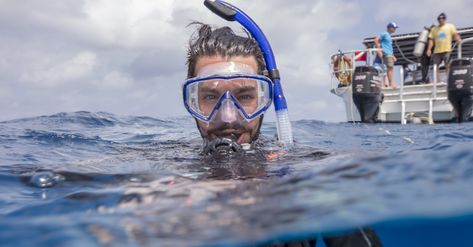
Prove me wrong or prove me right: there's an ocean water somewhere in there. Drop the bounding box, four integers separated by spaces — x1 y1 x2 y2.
0 111 473 247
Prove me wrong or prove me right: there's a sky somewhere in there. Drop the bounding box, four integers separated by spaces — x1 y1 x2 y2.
0 0 472 122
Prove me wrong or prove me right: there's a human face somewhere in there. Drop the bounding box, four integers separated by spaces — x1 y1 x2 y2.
193 56 264 144
388 27 396 34
438 17 446 26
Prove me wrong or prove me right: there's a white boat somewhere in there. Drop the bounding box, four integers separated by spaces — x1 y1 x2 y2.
330 27 473 124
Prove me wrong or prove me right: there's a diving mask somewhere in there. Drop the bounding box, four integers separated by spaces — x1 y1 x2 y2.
183 62 273 124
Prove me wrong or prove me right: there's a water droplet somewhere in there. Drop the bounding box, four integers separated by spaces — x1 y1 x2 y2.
30 171 65 188
129 177 142 183
41 190 48 199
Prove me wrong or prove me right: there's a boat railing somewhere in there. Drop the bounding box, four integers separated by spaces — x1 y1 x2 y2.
457 37 473 59
430 38 473 98
329 48 383 89
398 38 473 124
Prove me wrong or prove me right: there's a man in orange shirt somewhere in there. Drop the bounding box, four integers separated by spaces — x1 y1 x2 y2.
426 13 462 81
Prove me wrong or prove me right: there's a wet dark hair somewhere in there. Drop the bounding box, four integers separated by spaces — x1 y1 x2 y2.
186 22 265 78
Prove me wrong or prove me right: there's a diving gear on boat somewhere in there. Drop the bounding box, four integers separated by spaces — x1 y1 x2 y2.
183 62 273 123
414 27 430 58
332 53 353 86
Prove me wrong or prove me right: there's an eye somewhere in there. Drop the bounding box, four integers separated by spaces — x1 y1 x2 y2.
203 94 218 101
238 94 255 101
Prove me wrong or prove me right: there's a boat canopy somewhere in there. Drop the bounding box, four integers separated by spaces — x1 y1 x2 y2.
363 27 473 66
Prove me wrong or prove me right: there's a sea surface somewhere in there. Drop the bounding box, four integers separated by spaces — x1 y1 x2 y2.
1 111 473 247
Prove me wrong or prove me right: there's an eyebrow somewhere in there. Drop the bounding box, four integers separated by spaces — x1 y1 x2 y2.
234 86 257 94
198 87 220 95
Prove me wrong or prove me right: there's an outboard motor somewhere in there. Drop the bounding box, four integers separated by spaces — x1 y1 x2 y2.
352 66 383 122
448 58 473 122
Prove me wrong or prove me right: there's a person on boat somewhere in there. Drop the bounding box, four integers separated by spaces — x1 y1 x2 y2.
426 13 462 82
183 23 271 155
374 22 398 88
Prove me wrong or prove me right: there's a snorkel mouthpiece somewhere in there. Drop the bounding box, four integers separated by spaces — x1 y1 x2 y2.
204 137 243 155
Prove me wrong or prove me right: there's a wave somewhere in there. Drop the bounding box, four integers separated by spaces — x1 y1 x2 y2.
1 112 473 246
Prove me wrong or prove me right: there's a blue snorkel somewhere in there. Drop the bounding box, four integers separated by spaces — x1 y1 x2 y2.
204 0 294 147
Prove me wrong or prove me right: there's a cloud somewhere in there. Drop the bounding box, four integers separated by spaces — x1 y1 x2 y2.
20 51 98 87
372 0 472 32
95 70 134 90
253 0 363 87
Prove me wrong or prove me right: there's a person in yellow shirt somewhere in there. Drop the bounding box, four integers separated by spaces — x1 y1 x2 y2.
426 13 462 81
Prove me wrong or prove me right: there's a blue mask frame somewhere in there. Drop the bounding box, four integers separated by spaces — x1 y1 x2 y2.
183 74 274 122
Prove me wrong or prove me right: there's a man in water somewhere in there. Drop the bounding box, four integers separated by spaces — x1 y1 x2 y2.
183 23 271 154
426 13 462 82
183 23 383 246
374 22 398 88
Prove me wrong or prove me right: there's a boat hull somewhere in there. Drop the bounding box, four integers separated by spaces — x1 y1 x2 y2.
332 83 456 123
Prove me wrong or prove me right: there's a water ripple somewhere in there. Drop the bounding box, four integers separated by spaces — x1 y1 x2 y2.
1 112 473 246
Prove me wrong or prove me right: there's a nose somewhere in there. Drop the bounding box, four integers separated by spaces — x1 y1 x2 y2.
220 98 238 123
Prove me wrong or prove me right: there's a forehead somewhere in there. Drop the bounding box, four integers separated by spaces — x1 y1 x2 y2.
198 78 258 91
195 56 259 76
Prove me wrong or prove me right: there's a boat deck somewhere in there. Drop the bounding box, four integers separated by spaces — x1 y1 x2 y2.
380 83 453 123
330 27 473 123
331 83 454 123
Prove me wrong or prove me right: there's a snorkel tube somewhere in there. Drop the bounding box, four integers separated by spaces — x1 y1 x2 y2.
203 0 294 147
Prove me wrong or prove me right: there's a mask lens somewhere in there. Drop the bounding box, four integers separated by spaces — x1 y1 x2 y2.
196 79 222 116
184 75 272 121
228 77 261 115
